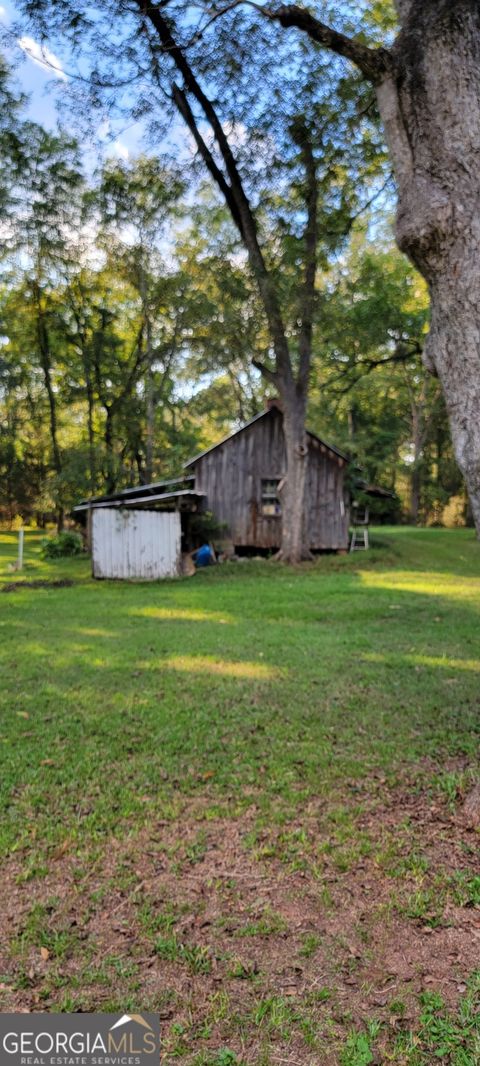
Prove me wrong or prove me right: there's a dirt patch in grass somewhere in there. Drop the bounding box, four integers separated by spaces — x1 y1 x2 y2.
1 578 75 592
0 768 478 1063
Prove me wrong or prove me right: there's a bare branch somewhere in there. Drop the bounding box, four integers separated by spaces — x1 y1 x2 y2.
171 83 244 237
112 323 147 411
181 0 392 84
346 172 394 230
262 5 392 84
326 343 422 395
134 0 293 382
185 0 246 45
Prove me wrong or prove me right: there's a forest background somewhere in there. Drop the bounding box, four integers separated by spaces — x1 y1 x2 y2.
0 0 468 531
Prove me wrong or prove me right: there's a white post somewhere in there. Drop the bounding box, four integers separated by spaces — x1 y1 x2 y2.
18 527 24 571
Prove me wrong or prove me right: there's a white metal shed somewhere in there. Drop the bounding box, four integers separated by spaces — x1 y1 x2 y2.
92 508 181 580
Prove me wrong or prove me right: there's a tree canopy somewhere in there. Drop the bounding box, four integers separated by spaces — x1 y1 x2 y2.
0 8 470 532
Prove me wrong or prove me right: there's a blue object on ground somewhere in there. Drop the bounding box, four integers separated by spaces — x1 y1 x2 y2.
194 544 214 567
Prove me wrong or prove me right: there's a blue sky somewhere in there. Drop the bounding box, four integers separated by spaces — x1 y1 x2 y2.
2 0 62 127
1 0 148 163
1 0 393 222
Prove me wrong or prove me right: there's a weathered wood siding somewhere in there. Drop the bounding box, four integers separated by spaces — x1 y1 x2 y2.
92 508 181 579
306 436 350 550
191 408 349 550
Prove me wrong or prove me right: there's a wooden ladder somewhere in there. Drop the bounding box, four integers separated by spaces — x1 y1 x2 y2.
349 504 370 552
349 526 369 552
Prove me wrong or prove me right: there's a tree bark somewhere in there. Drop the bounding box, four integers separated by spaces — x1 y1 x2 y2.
408 379 427 524
67 285 97 493
277 386 310 561
269 0 480 534
375 1 480 533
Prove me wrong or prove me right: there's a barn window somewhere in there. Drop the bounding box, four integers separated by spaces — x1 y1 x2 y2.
261 478 282 516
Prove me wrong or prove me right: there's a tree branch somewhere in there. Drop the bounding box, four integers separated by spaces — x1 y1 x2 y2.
134 0 293 384
114 322 147 409
326 343 422 395
171 83 244 237
252 357 279 386
263 5 392 84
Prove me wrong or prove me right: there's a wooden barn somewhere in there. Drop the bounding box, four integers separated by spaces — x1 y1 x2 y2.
185 402 350 552
74 403 351 574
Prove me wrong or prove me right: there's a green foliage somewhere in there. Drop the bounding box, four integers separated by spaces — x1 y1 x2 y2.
212 1052 239 1066
188 510 228 545
452 873 480 907
41 530 83 558
309 235 463 521
414 979 480 1063
0 57 27 217
341 1030 375 1066
4 0 407 536
0 15 465 530
154 936 211 975
340 977 480 1063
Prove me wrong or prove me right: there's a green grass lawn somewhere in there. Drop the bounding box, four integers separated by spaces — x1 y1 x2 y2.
0 527 479 1064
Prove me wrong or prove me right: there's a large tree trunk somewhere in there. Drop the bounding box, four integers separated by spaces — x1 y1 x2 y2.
276 388 310 562
139 5 317 563
377 0 480 532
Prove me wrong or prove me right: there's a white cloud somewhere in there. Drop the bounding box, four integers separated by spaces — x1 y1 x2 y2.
18 36 67 80
97 118 111 140
222 120 248 150
0 7 8 22
113 139 129 160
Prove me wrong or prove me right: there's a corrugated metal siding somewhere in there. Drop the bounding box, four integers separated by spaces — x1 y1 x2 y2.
92 508 181 579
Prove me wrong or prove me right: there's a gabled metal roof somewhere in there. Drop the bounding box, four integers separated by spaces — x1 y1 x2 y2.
75 475 194 510
185 407 350 467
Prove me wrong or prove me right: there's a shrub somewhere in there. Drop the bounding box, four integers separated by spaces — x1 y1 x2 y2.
41 531 83 558
188 509 227 542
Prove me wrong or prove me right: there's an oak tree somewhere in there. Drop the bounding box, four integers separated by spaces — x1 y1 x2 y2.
259 0 480 533
15 0 386 560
